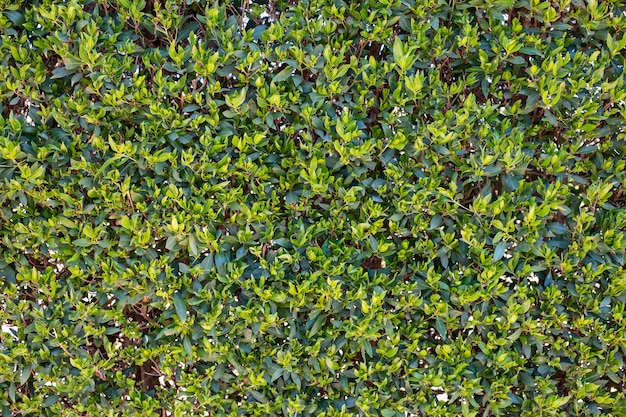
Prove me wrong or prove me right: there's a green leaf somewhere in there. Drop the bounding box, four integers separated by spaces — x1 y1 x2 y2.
250 390 269 404
5 11 24 26
518 46 542 56
188 234 198 257
173 293 187 323
1 266 16 284
273 66 295 83
120 216 132 230
430 215 443 229
20 365 31 385
43 395 59 407
494 242 506 261
309 313 325 337
225 88 247 109
51 66 74 79
8 383 15 402
434 318 447 340
72 238 93 247
392 36 404 65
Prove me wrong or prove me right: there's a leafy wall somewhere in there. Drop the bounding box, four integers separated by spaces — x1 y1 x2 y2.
1 0 626 416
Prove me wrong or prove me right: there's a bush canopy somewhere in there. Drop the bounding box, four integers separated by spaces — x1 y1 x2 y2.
1 0 626 415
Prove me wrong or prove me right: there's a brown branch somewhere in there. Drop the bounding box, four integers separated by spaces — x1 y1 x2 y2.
239 0 250 31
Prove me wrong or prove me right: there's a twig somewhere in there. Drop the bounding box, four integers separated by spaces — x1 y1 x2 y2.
269 0 278 20
127 191 135 212
59 343 75 358
239 0 250 31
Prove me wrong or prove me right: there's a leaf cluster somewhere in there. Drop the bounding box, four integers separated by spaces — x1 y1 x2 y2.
1 0 626 416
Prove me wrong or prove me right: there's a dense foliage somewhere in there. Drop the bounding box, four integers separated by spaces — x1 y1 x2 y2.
1 0 626 415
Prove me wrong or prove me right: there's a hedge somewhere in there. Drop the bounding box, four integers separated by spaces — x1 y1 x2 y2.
1 0 626 416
